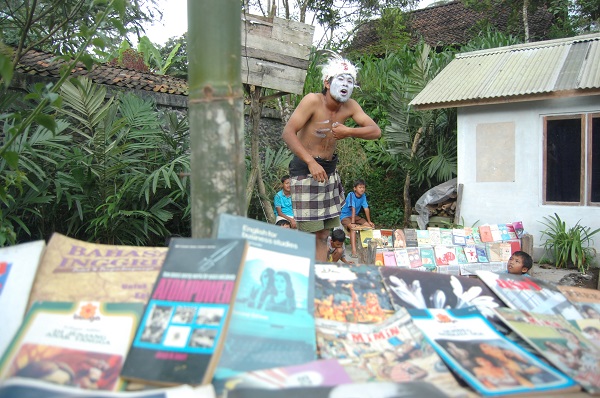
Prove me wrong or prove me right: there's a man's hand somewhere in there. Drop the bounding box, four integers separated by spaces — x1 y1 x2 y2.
308 159 328 183
331 122 350 140
290 218 297 229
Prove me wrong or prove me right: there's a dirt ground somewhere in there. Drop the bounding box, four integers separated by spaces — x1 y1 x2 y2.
531 263 599 290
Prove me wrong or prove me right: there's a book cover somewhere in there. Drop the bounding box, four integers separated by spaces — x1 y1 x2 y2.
383 251 397 266
472 228 482 245
464 227 475 246
0 240 46 358
508 239 521 254
416 230 430 246
409 307 578 397
573 318 600 349
314 263 395 324
476 270 583 320
213 214 317 387
0 377 215 398
315 309 468 396
495 307 600 394
403 228 418 248
427 227 441 246
434 245 457 266
557 285 600 319
379 267 504 321
393 249 411 268
497 224 511 241
392 229 406 249
439 229 453 246
27 233 166 308
479 225 493 243
475 245 489 263
452 229 466 246
419 248 436 270
380 229 393 248
371 230 385 249
505 223 518 240
489 224 502 242
121 238 248 386
512 221 525 239
460 263 508 277
359 229 373 248
455 247 468 265
0 301 144 391
486 243 511 262
225 381 453 398
463 246 479 263
406 248 422 269
375 250 384 266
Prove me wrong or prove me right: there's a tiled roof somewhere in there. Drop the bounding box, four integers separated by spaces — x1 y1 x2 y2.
15 47 188 96
348 1 553 53
409 33 600 110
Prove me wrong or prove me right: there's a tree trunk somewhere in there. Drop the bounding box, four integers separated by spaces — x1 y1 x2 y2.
248 85 277 223
188 0 246 237
403 128 423 227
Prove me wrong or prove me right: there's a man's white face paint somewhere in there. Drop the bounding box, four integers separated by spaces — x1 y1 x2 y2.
329 73 354 103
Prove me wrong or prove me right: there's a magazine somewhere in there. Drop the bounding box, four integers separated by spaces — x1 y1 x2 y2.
409 307 578 397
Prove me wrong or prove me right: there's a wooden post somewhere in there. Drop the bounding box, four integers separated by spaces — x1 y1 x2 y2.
188 0 246 237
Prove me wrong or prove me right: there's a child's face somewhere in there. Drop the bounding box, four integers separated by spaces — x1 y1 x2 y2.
331 240 344 249
282 179 291 193
353 184 366 197
507 254 528 274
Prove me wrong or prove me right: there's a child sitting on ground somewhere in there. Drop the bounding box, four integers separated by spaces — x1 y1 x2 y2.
507 251 533 276
328 229 354 265
275 219 291 228
340 178 375 258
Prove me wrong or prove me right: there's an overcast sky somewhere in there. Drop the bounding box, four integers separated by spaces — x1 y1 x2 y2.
142 0 436 46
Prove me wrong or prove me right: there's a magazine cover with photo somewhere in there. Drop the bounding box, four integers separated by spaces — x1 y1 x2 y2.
409 307 578 397
0 301 143 391
213 214 317 390
315 309 469 397
494 307 600 394
379 267 504 322
476 270 583 321
557 285 600 320
314 264 395 324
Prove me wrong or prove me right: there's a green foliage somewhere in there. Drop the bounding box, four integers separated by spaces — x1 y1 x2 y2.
539 213 600 273
0 77 191 246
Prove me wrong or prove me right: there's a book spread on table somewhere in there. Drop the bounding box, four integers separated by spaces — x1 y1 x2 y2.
315 308 469 397
314 263 394 324
27 233 166 308
212 214 317 388
0 240 46 358
409 306 578 397
121 238 248 386
379 267 504 322
557 285 600 319
476 270 583 321
0 301 144 391
494 307 600 394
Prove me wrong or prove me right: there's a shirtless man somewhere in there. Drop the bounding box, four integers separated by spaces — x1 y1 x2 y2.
282 55 381 262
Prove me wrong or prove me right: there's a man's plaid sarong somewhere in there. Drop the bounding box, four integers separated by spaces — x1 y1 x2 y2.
290 171 345 222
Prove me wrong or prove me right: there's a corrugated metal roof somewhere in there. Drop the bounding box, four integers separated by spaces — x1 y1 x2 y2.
410 33 600 109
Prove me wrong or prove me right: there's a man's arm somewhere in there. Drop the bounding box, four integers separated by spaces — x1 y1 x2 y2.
331 100 381 140
281 94 327 182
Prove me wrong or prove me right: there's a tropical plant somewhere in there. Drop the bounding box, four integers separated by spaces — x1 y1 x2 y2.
539 213 600 273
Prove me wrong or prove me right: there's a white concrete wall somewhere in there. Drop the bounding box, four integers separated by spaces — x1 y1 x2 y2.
457 95 600 263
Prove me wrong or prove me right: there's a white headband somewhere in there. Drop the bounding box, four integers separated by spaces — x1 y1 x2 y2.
319 52 358 83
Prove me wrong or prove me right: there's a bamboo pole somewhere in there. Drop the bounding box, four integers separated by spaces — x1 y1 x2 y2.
188 0 246 237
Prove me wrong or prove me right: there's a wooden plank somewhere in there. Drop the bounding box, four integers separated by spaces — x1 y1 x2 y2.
454 183 463 225
243 47 309 69
241 56 307 94
242 30 311 60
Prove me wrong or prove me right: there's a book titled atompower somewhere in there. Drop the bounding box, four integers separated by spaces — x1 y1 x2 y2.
121 238 248 386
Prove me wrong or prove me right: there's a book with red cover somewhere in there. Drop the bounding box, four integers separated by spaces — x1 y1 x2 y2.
478 225 493 243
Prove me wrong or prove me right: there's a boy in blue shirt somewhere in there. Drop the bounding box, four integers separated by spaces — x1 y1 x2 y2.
340 179 375 258
273 175 296 229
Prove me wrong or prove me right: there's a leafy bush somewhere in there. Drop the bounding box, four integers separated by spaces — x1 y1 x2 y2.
539 213 600 273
